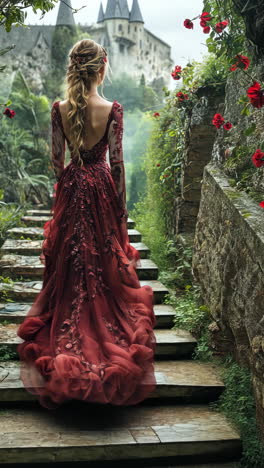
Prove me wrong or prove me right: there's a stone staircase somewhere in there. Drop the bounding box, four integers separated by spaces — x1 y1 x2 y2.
0 209 242 465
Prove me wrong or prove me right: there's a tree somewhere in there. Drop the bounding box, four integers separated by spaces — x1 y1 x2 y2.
104 72 159 112
0 1 85 32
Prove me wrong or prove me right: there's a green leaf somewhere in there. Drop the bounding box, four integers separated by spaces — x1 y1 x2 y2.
244 124 256 136
241 106 251 116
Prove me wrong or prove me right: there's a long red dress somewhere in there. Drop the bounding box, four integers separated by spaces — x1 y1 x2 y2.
16 100 157 409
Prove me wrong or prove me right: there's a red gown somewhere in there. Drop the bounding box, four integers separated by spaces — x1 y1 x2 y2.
16 99 157 409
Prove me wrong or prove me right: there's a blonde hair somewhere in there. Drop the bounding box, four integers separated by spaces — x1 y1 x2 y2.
64 39 111 167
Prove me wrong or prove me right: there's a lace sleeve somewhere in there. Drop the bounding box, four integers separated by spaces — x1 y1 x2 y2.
108 102 128 221
51 102 66 182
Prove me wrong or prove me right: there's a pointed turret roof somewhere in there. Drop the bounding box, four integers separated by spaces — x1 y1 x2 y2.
97 2 105 23
104 0 130 20
130 0 144 23
56 0 75 26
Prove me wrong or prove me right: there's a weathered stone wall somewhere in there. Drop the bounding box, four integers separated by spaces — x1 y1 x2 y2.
192 162 264 438
176 89 224 235
210 65 264 194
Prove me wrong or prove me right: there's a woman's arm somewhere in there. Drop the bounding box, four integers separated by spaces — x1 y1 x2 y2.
108 102 128 221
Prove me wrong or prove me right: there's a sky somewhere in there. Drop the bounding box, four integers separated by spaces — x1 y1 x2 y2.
25 0 208 68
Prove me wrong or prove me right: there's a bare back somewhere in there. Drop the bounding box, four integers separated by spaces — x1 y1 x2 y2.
59 97 114 151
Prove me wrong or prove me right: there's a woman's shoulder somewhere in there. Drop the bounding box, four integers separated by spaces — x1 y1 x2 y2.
111 100 123 120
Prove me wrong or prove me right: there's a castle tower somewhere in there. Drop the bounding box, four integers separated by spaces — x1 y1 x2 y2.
97 2 105 23
129 0 144 72
130 0 144 23
102 0 131 65
56 0 75 26
104 0 130 20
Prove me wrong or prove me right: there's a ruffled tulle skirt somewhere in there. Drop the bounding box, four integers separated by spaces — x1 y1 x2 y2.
16 160 157 409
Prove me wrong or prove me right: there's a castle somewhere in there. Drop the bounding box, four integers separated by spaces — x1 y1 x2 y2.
0 0 174 95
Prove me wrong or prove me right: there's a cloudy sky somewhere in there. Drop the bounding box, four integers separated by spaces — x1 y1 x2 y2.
25 0 208 67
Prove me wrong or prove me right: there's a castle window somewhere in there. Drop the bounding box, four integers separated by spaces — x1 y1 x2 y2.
119 44 125 53
118 24 123 32
128 25 130 33
154 44 157 52
134 26 137 32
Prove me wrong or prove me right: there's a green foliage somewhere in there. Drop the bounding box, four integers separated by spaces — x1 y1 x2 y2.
0 121 50 204
48 24 79 98
210 356 264 467
180 55 228 95
203 0 247 60
0 275 14 303
0 72 52 203
104 73 161 112
0 197 24 246
130 199 168 272
0 345 17 360
193 54 229 90
124 110 153 210
169 286 211 333
9 71 50 136
0 1 57 31
223 144 264 199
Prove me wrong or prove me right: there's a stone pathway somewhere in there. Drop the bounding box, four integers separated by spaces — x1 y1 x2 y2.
0 208 242 465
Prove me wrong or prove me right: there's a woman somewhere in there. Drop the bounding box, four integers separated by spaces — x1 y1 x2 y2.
16 39 157 410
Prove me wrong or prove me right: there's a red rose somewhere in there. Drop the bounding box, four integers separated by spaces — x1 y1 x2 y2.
171 65 182 80
230 54 250 72
3 107 16 118
153 112 160 117
174 65 182 73
200 19 207 27
176 92 189 101
247 81 264 108
184 19 194 29
215 20 229 33
156 163 161 167
252 149 264 168
164 174 169 178
259 201 264 208
212 113 225 129
201 11 212 22
223 122 233 130
203 26 211 34
171 73 181 80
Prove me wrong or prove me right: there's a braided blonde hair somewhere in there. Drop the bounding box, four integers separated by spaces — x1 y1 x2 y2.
65 39 111 167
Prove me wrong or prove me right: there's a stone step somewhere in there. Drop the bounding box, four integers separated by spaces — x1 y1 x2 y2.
7 227 142 242
149 464 240 468
0 255 158 280
21 215 136 229
1 239 150 258
26 210 53 216
0 324 197 359
0 303 175 328
0 403 241 464
0 360 225 403
0 280 169 304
